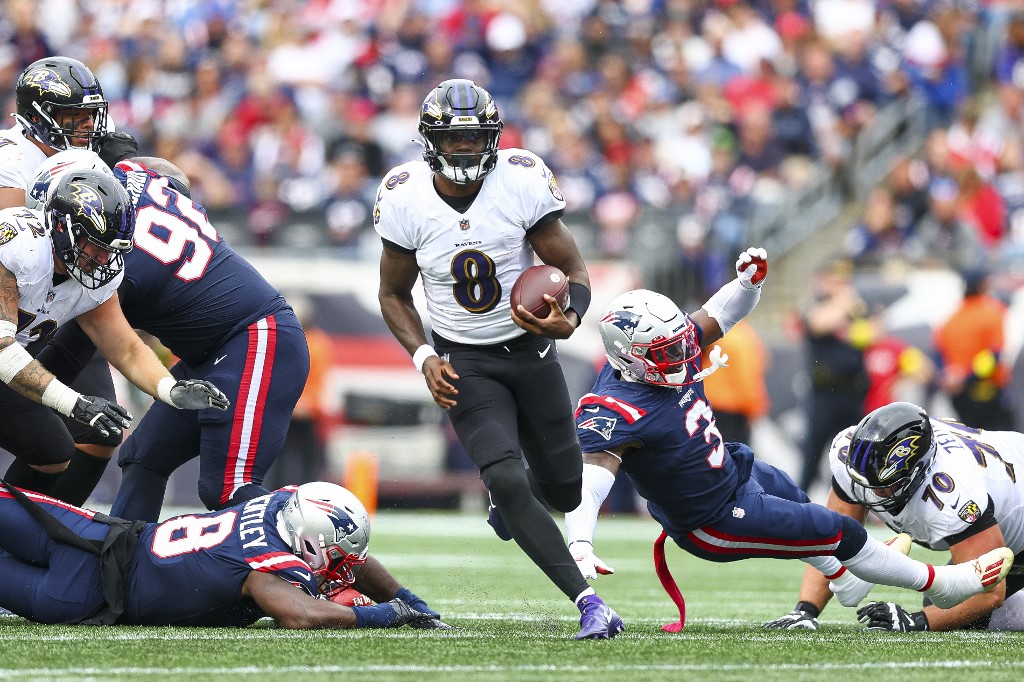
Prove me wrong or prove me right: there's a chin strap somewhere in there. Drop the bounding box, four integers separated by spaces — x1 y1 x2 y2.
692 345 729 382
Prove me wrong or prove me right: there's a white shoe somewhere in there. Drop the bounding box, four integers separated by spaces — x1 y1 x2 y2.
926 547 1014 609
832 533 913 607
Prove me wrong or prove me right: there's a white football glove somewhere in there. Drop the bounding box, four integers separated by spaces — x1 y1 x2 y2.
735 247 768 290
569 541 615 580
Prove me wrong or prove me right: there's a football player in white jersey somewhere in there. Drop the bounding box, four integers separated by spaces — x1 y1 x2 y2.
0 168 228 499
375 79 622 639
0 56 139 504
765 401 1024 631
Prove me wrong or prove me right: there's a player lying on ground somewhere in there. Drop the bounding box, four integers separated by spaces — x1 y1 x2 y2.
564 248 1014 628
0 481 448 629
765 402 1024 631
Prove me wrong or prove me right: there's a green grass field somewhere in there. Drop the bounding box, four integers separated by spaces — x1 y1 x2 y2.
2 511 1022 681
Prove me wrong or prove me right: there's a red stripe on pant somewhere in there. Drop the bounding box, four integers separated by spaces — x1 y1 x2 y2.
222 315 277 505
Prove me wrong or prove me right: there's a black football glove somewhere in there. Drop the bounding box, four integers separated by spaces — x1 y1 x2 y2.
762 610 819 630
386 598 444 628
70 395 133 438
97 131 139 168
856 601 929 631
169 379 230 410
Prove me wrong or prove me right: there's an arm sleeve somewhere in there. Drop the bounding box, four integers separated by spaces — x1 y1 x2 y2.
34 320 97 385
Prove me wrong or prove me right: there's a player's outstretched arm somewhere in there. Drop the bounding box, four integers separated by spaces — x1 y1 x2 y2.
691 247 767 347
78 295 230 411
565 450 624 580
242 571 436 630
351 554 451 628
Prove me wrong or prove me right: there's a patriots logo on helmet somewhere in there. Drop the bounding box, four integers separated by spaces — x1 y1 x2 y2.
878 435 919 482
24 69 73 98
309 499 358 541
603 310 642 341
579 416 617 440
958 500 982 524
69 182 106 234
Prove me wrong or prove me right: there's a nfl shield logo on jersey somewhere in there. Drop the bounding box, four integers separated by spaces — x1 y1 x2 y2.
459 219 470 231
958 500 982 524
579 416 617 441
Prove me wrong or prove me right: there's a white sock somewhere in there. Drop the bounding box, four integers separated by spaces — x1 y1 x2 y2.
574 587 596 605
841 535 930 590
803 555 847 580
565 464 616 545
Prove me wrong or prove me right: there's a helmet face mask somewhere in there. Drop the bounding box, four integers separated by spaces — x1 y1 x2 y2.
598 289 702 387
419 79 503 185
845 402 935 514
45 169 134 290
278 483 371 596
15 57 108 152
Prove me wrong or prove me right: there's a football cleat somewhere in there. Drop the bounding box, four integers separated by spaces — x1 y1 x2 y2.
575 595 625 640
831 533 913 607
924 547 1014 609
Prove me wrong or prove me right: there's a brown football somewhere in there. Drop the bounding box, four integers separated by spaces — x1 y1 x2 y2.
510 265 570 319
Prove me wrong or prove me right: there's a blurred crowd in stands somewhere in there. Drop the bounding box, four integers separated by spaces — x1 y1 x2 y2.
3 0 1024 505
0 0 1015 273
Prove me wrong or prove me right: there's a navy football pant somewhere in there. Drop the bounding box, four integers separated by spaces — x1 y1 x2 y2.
112 312 309 520
0 488 107 623
673 459 867 562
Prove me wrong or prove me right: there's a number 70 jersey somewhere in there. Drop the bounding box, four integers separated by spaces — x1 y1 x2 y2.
829 419 1024 554
373 149 565 345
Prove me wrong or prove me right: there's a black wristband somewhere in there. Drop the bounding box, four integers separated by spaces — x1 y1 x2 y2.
567 282 591 325
795 601 821 618
911 610 929 631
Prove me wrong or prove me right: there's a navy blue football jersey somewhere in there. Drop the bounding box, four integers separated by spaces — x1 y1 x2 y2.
123 488 318 626
113 162 288 364
576 363 744 538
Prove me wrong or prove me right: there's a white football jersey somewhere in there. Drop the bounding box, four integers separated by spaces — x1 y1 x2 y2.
373 148 566 344
0 206 122 347
830 419 1024 555
0 123 47 193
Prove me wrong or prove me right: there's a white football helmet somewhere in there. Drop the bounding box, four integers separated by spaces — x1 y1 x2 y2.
27 148 114 210
598 289 702 387
277 482 371 593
